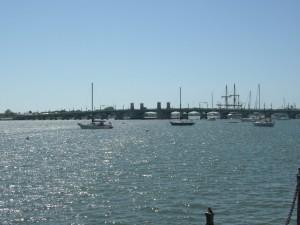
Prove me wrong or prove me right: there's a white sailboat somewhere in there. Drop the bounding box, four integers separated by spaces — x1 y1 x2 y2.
207 93 220 121
78 83 113 129
252 84 274 127
170 87 195 126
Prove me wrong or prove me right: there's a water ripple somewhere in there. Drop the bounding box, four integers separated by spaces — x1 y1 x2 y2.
0 120 299 224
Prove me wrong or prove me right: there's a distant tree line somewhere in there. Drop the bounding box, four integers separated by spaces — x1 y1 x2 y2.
2 107 115 118
4 109 14 117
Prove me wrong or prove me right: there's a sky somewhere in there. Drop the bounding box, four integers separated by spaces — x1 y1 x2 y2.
0 0 299 113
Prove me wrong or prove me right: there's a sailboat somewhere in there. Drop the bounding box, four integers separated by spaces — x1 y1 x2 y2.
207 92 220 121
78 83 113 129
252 84 274 127
170 87 195 126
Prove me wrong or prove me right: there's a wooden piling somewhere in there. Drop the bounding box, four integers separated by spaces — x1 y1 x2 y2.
297 168 300 225
205 207 214 225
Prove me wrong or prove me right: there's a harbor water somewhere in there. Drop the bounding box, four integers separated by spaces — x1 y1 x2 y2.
0 119 299 224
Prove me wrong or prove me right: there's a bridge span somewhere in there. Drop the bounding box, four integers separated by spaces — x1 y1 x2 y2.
12 107 300 120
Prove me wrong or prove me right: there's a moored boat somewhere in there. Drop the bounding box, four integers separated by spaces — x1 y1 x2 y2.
170 120 195 126
207 111 220 121
78 120 113 129
253 118 274 127
227 112 242 123
78 83 113 129
251 84 274 127
170 87 195 126
227 112 242 119
241 117 253 122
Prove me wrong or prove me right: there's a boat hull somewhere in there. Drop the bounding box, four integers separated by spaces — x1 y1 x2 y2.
252 120 274 127
78 123 113 129
241 118 253 122
170 121 195 126
227 112 242 120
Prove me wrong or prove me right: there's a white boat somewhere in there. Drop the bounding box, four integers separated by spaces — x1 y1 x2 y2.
253 118 275 127
78 83 113 129
241 117 253 122
207 111 220 121
78 120 113 129
252 84 274 127
227 112 242 123
170 120 195 126
227 112 242 119
170 87 195 126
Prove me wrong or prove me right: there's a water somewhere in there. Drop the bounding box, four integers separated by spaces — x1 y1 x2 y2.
0 119 299 224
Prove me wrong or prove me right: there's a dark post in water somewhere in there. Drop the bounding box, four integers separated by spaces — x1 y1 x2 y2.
298 168 300 225
205 207 214 225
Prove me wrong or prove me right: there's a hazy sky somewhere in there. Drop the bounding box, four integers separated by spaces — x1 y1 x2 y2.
1 0 299 113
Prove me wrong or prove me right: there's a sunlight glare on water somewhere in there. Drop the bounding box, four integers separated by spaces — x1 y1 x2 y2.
0 119 299 224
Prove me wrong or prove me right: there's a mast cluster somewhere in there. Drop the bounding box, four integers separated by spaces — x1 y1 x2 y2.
217 84 242 109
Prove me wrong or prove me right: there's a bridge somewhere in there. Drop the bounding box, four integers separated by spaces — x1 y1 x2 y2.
11 106 300 120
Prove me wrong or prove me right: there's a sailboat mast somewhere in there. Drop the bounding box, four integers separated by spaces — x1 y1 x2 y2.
91 83 94 112
258 84 260 111
225 85 228 109
233 84 236 108
180 87 182 110
249 91 251 109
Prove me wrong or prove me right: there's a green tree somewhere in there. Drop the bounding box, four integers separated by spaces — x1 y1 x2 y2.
4 109 14 117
